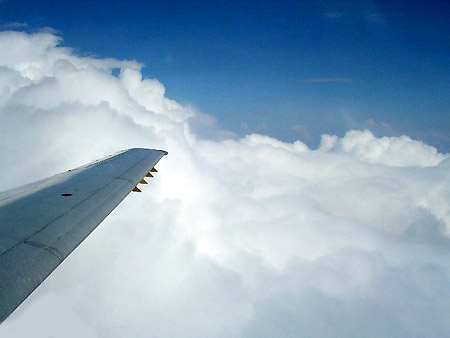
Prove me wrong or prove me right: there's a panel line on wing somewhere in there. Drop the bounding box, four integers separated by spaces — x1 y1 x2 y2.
0 153 153 259
22 240 64 262
0 148 167 324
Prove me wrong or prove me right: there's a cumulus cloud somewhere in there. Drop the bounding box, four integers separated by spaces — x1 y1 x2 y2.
321 129 447 167
1 31 450 338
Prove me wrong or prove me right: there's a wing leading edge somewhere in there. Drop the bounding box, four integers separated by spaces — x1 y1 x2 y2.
0 148 167 323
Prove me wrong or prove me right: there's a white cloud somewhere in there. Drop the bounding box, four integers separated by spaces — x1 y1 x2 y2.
301 77 353 83
292 124 310 140
0 22 28 30
323 11 346 19
363 11 386 25
240 122 248 130
1 31 450 338
332 129 447 167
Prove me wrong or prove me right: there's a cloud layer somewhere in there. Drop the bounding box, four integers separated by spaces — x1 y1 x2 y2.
1 31 450 338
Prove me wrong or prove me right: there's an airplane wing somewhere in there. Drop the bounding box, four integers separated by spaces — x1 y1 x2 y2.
0 148 167 323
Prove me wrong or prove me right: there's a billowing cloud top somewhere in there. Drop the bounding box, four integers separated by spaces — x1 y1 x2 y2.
1 31 450 338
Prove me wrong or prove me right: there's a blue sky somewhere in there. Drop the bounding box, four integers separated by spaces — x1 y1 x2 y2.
2 3 450 337
1 0 449 150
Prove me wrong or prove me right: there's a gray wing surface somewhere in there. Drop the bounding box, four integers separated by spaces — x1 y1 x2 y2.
0 148 167 323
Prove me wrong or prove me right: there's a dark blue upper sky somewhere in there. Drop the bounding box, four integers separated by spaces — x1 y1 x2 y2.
1 0 450 150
